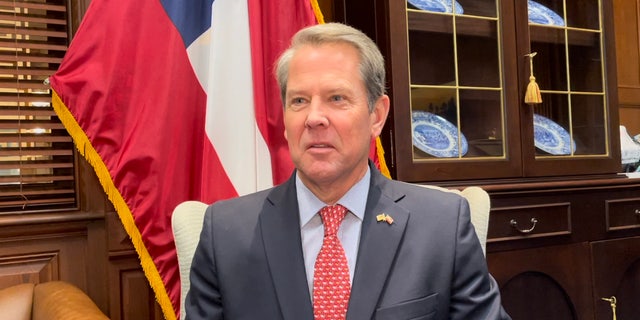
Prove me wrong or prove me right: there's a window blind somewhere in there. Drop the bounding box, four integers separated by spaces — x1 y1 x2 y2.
0 0 75 213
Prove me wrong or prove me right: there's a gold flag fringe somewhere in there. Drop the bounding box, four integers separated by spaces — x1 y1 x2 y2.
310 0 325 24
524 52 542 104
51 91 177 320
376 137 391 179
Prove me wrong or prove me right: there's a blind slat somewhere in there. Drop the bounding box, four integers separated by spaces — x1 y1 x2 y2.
0 39 68 51
0 122 66 130
0 107 55 116
0 189 75 197
0 0 67 12
0 80 52 90
0 161 74 169
0 53 64 63
0 198 76 208
0 174 74 184
0 26 67 38
0 66 56 79
0 12 67 26
0 149 73 157
0 93 59 103
0 135 73 143
0 66 58 76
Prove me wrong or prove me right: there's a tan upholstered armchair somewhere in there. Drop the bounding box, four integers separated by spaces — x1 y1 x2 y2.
0 281 109 320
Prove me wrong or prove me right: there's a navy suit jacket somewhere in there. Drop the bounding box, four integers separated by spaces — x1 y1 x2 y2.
185 166 510 319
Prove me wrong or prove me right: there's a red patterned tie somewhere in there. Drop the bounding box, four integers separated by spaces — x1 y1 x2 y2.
313 204 351 320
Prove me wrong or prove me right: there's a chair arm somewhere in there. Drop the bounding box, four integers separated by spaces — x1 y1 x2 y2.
32 281 109 320
0 283 34 320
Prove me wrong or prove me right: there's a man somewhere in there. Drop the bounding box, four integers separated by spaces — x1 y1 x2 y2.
185 22 510 320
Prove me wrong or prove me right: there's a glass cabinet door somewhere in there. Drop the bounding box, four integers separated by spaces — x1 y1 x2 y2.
519 0 620 176
390 0 522 182
408 1 503 159
348 0 620 182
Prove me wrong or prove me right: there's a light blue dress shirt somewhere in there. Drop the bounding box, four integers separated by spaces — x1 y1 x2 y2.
297 167 370 298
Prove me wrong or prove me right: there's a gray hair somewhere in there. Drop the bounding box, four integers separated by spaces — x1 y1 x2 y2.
275 22 386 112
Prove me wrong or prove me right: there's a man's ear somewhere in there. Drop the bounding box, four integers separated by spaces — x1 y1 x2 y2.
371 95 390 138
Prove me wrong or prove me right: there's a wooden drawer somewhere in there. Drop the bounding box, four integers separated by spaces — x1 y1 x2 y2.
605 197 640 231
488 202 572 243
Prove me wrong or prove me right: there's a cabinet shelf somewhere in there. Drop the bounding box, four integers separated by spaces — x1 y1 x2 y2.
529 25 600 46
407 11 496 37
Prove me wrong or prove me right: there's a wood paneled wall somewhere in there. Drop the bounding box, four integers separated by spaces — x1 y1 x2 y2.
0 155 162 320
614 0 640 135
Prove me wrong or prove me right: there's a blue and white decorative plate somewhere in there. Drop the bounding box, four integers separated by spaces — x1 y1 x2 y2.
528 0 565 26
407 0 464 14
533 114 575 155
412 111 468 158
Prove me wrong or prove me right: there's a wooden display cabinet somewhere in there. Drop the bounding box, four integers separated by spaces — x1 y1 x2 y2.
336 0 640 318
483 179 640 319
340 0 620 182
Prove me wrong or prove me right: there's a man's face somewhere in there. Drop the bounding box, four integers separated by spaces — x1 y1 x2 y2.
283 42 388 190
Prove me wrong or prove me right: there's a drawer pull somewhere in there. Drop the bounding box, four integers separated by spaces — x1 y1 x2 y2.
510 217 538 234
635 209 640 216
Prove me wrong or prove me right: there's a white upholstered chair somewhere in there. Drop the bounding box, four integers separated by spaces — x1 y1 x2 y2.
416 185 491 255
461 186 491 255
171 186 490 319
171 200 208 320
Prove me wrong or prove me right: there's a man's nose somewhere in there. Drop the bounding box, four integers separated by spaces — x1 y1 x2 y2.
305 100 329 128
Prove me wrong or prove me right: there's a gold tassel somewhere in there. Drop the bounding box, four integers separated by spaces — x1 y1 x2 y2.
524 52 542 104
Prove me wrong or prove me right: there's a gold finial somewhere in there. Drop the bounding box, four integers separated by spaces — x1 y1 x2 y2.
601 296 617 320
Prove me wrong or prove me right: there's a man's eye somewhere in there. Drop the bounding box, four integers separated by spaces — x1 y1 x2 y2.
330 95 344 102
291 97 305 105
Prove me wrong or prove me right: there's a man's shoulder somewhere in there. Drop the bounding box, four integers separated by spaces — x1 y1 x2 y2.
381 178 463 201
210 187 274 211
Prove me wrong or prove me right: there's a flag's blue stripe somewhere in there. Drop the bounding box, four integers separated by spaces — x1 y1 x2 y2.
160 0 214 47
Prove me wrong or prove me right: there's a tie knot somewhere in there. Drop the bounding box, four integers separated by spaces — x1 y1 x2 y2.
319 204 347 236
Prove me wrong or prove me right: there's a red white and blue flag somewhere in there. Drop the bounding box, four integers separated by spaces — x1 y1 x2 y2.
49 0 389 319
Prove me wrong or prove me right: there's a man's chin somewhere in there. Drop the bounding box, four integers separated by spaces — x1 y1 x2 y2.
297 162 340 183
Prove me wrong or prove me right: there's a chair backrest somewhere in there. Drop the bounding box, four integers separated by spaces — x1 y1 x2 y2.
171 200 208 320
417 185 490 256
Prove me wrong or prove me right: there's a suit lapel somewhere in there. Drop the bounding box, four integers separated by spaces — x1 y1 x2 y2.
347 169 409 320
259 175 314 319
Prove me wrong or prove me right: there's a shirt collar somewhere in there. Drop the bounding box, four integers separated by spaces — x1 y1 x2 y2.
297 167 370 228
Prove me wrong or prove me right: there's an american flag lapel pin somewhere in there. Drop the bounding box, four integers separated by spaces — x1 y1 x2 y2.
376 213 394 225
